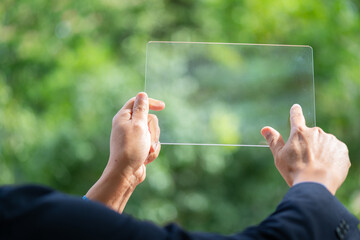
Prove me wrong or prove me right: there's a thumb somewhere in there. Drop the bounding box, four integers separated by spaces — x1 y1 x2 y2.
132 92 149 122
261 126 285 156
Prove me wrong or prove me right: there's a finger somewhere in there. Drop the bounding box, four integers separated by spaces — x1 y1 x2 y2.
121 97 136 111
118 96 164 121
148 114 160 153
113 97 136 121
290 104 306 130
132 92 149 122
149 99 165 111
145 143 161 165
121 97 164 111
313 126 325 134
261 126 285 156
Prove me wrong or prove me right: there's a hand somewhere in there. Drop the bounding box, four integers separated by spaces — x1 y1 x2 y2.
107 92 165 183
261 104 350 195
86 92 165 212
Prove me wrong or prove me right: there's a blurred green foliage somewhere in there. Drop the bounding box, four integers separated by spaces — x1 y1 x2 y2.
1 0 360 234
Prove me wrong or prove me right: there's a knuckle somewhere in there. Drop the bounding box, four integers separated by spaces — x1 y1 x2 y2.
313 127 323 133
296 126 305 132
327 133 338 141
136 105 147 113
292 126 305 134
133 121 146 131
290 113 299 120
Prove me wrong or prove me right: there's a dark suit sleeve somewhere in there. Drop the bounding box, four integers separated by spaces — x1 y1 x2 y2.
237 183 360 240
0 183 359 240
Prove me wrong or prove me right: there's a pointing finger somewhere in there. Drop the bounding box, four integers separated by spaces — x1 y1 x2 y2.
290 104 306 130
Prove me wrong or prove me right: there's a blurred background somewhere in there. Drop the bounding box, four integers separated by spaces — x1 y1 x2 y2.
1 0 360 234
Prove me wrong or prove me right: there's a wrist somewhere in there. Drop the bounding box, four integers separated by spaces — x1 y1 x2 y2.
85 171 135 213
292 169 337 195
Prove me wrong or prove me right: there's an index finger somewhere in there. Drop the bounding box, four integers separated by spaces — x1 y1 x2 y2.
149 98 165 111
290 104 306 129
121 97 165 112
117 96 165 120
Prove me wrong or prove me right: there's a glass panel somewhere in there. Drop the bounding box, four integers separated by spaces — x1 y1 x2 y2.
145 41 315 147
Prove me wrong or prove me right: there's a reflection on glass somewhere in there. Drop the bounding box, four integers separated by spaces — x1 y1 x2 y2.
145 41 315 147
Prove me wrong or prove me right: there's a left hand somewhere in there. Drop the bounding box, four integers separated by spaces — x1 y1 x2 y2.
86 92 165 212
106 92 165 185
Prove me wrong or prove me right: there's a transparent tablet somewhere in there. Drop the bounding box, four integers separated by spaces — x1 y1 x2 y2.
145 41 315 147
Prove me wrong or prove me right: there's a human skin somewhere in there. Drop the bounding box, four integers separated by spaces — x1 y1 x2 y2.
87 97 350 212
261 104 351 195
85 92 165 212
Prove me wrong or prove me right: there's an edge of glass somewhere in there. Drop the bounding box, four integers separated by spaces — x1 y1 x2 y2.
310 47 316 127
147 41 312 48
145 41 315 147
160 143 269 147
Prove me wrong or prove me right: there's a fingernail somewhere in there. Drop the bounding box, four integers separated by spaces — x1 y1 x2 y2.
263 130 273 141
152 143 157 152
152 142 159 151
263 131 270 138
261 128 268 137
137 92 147 100
293 104 301 109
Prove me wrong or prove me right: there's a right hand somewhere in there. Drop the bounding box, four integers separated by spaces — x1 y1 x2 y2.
261 104 350 195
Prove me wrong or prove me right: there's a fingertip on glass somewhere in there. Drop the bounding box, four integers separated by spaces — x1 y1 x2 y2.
137 92 148 100
291 103 302 110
